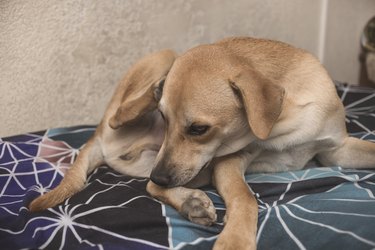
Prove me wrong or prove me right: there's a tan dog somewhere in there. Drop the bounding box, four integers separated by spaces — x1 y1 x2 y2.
29 37 375 250
28 50 173 211
146 37 375 249
29 50 217 228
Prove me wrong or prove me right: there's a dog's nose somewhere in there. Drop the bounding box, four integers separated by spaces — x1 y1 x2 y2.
150 171 171 187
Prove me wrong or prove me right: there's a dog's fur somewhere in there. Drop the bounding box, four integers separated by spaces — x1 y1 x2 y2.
29 37 375 250
28 50 173 211
29 49 217 227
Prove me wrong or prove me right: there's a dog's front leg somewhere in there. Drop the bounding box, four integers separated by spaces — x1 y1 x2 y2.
212 152 258 250
146 180 217 226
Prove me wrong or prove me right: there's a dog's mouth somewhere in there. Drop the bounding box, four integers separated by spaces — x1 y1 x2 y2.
201 161 211 171
194 160 211 177
172 160 212 187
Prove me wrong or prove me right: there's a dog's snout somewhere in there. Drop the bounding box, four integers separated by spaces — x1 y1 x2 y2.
150 170 171 187
150 173 171 187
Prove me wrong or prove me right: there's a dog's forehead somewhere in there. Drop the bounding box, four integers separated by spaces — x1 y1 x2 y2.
161 77 238 123
159 45 240 118
163 55 229 96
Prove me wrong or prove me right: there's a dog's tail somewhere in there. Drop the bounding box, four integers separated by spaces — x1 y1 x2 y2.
28 136 103 212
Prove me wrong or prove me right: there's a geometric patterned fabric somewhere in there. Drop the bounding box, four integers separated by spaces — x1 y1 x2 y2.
1 82 375 249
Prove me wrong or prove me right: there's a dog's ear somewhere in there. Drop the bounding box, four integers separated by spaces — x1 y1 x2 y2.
109 50 177 129
229 68 285 140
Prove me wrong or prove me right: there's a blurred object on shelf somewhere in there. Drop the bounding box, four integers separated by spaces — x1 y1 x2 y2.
360 16 375 86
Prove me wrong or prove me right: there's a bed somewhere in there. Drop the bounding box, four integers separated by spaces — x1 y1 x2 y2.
1 81 375 250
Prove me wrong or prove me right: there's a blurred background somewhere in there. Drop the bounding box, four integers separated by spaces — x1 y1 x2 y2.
1 0 374 136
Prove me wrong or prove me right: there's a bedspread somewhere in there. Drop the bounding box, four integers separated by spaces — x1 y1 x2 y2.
1 82 375 250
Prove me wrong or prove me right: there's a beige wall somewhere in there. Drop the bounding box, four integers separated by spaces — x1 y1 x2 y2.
323 0 375 84
0 0 372 136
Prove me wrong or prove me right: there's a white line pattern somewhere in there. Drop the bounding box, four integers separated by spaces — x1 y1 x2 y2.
1 82 375 249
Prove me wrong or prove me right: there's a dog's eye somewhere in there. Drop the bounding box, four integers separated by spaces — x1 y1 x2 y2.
188 124 210 136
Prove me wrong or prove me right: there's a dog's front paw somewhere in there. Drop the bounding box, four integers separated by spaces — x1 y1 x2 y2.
180 190 217 226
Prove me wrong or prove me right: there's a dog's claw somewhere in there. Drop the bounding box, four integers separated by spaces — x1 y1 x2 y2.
181 191 217 226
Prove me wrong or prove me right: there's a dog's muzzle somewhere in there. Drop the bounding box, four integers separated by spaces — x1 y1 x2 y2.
150 161 211 187
150 168 172 187
150 173 171 187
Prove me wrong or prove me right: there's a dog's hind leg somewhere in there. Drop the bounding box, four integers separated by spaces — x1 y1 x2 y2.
317 136 375 169
29 136 104 212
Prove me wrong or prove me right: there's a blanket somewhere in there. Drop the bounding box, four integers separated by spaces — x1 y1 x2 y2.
1 82 375 249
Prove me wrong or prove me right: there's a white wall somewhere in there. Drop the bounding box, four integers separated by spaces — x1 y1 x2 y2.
0 0 373 136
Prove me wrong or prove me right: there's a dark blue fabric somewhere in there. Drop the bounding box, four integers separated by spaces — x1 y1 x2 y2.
1 82 375 249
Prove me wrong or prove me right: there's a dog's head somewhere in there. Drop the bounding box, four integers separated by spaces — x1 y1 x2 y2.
150 44 285 187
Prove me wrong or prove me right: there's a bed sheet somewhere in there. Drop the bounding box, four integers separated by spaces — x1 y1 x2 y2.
1 82 375 250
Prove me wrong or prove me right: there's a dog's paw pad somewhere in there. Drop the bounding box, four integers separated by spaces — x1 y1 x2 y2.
181 192 217 226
